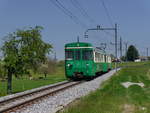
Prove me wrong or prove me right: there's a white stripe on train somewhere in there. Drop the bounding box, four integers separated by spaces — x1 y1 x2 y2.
65 47 93 49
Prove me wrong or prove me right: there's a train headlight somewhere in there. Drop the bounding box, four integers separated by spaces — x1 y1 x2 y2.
67 64 72 69
67 64 71 67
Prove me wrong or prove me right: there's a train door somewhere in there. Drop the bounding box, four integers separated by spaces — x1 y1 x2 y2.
82 49 93 76
74 49 81 73
65 50 74 77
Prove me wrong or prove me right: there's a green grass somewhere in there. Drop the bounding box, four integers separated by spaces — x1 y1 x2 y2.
112 61 148 69
61 62 150 113
0 66 66 97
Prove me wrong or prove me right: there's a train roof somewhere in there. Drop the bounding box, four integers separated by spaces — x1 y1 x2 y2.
94 47 106 54
65 42 93 48
65 42 109 55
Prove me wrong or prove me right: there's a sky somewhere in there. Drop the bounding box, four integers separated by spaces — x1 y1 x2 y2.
0 0 150 60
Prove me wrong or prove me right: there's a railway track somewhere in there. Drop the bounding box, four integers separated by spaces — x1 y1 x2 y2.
0 81 82 113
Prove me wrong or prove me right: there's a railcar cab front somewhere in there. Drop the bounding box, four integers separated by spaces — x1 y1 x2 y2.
65 42 94 79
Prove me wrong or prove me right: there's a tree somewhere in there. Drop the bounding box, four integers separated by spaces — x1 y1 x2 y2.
1 26 52 94
38 63 49 78
120 56 126 61
126 45 139 61
0 62 6 80
37 57 58 78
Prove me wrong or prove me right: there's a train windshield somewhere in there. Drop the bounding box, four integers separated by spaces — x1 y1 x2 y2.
75 51 81 60
65 51 73 60
82 50 93 60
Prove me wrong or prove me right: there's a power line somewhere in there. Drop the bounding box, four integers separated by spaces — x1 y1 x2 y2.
70 0 94 23
55 0 87 27
99 0 114 27
124 42 128 61
50 0 77 23
49 0 87 28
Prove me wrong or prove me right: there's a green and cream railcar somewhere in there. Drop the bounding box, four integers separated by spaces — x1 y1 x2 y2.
65 42 112 79
94 48 112 74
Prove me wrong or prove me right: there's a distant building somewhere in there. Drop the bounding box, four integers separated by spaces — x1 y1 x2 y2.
134 59 141 62
138 56 148 61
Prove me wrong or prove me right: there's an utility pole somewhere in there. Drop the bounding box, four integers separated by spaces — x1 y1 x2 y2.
147 48 148 60
120 37 122 58
77 36 80 43
124 42 128 62
115 24 117 61
84 23 118 71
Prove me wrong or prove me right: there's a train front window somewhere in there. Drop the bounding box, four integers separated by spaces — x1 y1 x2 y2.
65 51 73 60
75 51 81 60
82 50 93 60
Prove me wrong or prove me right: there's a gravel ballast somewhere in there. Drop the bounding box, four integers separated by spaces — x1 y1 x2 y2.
14 69 119 113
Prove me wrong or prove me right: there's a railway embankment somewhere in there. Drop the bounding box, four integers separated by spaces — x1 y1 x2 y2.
0 66 66 97
61 62 150 113
0 68 119 113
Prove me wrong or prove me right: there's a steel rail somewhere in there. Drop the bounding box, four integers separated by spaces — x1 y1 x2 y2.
0 81 70 105
0 81 82 113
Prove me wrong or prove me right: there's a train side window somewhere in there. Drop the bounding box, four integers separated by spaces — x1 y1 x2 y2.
105 55 106 62
100 54 103 62
75 51 81 60
95 52 98 62
103 55 105 62
108 56 110 63
101 54 103 62
106 56 108 62
83 50 93 60
65 51 73 60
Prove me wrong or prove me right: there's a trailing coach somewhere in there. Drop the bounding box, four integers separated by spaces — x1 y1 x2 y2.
65 42 112 79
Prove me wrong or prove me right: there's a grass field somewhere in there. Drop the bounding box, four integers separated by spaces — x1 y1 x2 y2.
61 62 150 113
113 61 148 69
0 66 66 97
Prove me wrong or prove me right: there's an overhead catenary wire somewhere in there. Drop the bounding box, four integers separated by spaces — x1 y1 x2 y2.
98 0 114 27
49 0 87 28
54 0 87 28
50 0 78 24
70 0 94 23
